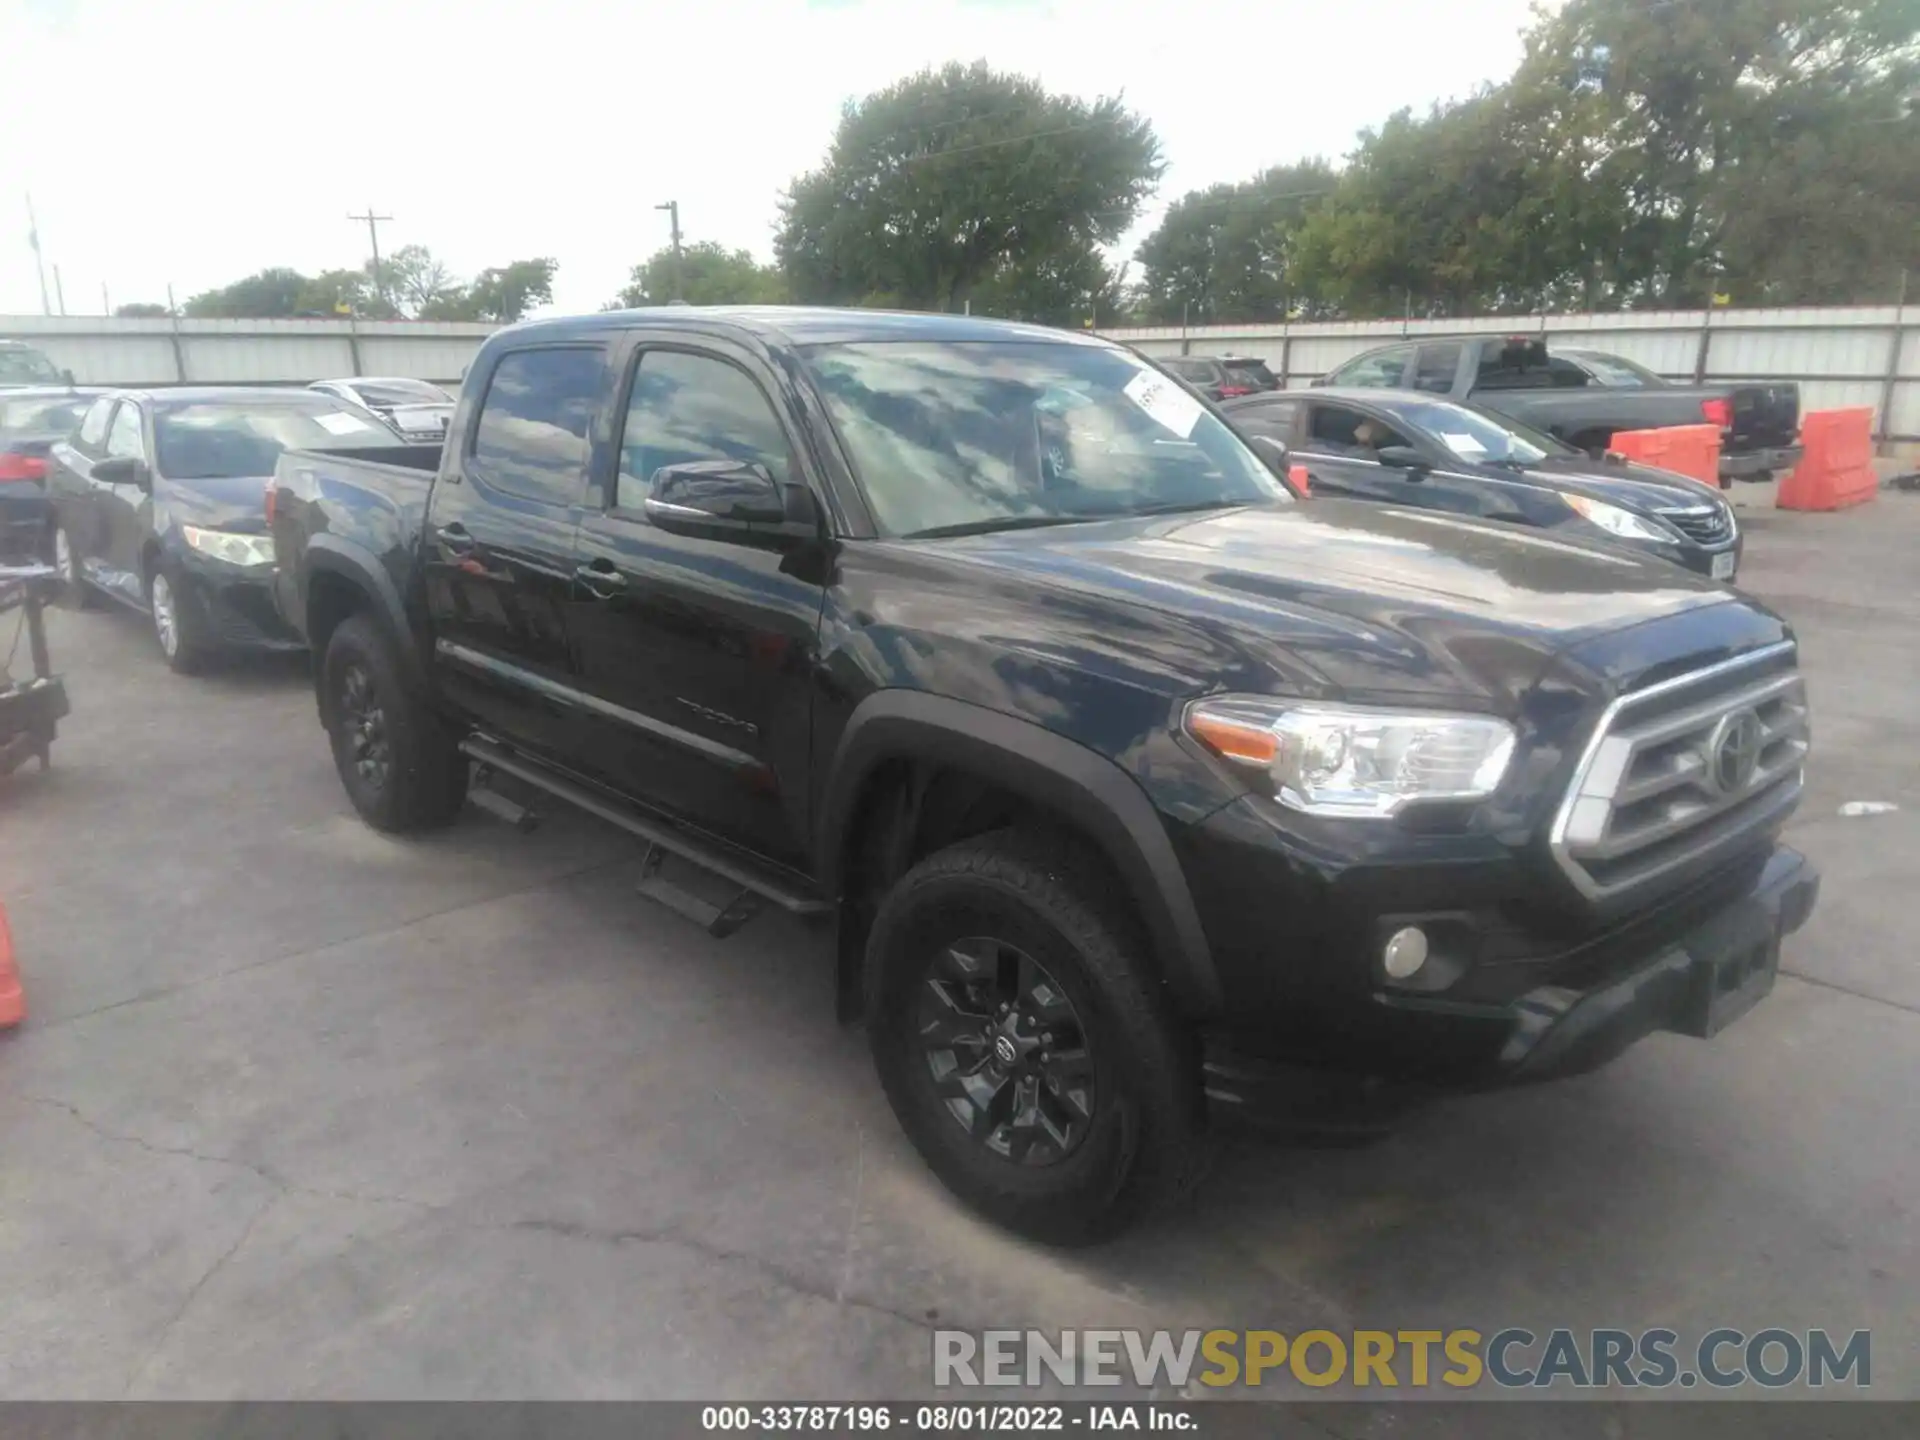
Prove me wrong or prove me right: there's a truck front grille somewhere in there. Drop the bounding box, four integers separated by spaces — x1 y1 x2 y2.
1653 502 1734 546
1550 642 1807 900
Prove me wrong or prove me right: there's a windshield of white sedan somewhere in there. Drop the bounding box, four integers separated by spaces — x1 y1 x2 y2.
1394 398 1569 465
155 402 396 480
803 341 1289 537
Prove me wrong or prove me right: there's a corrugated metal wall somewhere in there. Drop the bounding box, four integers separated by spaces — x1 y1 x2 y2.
7 306 1916 438
1 316 500 388
1103 305 1920 440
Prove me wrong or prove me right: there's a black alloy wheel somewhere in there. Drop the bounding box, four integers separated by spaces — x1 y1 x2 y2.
917 936 1095 1166
336 660 392 794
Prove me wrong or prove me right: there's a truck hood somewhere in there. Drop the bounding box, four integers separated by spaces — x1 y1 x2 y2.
936 499 1746 712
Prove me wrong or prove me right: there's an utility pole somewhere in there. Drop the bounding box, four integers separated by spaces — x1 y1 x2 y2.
52 265 66 316
102 282 111 316
25 193 50 316
349 206 393 308
655 200 682 302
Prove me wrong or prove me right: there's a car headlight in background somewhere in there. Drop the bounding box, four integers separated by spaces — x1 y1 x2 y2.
1185 698 1516 817
181 525 276 567
1564 494 1676 543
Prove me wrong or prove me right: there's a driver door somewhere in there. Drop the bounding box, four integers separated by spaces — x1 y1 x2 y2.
566 333 827 870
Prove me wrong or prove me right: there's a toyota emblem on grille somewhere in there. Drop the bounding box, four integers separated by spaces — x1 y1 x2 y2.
1708 708 1764 794
993 1034 1018 1066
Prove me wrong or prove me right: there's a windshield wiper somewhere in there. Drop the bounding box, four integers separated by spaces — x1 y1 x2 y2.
1127 498 1255 517
904 514 1101 540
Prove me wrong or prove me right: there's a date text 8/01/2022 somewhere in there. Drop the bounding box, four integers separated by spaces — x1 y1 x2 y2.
701 1406 1194 1432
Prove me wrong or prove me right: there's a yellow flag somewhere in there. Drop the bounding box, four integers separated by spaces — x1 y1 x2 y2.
1712 291 1732 307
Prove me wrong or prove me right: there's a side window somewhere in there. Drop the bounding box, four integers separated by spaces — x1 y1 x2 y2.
1232 400 1301 445
1308 405 1410 458
470 346 604 505
106 403 146 460
76 397 114 453
615 349 792 514
1331 348 1411 388
1412 344 1463 395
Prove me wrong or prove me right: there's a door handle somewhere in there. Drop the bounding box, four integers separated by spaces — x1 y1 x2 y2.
574 560 627 597
434 523 476 555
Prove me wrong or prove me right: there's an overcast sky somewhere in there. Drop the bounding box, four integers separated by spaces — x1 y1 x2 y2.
2 0 1539 319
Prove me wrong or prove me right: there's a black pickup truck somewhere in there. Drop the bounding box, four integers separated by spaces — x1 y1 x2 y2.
1319 335 1802 484
270 307 1820 1243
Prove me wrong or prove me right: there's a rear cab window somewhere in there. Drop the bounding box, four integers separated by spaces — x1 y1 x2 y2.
469 347 606 505
1330 348 1411 387
1411 344 1463 395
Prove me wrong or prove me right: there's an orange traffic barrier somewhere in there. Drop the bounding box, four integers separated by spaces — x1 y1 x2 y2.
0 901 22 1030
1606 424 1722 488
1778 407 1878 512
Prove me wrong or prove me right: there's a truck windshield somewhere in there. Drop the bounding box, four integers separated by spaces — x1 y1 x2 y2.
802 340 1289 537
1394 398 1572 464
155 401 397 480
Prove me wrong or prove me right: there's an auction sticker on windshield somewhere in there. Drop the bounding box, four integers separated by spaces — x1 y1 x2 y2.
1124 370 1203 439
316 411 377 435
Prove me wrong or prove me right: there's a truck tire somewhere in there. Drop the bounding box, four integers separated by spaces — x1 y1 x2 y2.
321 613 468 832
865 828 1208 1245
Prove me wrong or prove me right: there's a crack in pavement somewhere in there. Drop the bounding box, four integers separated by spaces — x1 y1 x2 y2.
122 1189 279 1398
506 1216 945 1338
1779 966 1920 1018
26 854 629 1033
17 1093 439 1213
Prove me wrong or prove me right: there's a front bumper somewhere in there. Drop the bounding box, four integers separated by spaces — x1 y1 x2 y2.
174 559 306 652
1721 444 1802 480
1202 844 1818 1119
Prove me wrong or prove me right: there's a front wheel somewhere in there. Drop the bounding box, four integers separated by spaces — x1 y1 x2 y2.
321 613 468 832
148 564 212 674
52 526 93 609
866 829 1208 1245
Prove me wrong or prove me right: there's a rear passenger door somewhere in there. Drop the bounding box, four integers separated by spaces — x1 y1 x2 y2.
567 333 827 871
424 343 608 761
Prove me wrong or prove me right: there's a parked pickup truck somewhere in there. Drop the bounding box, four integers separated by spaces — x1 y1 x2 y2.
270 307 1820 1244
1319 335 1802 484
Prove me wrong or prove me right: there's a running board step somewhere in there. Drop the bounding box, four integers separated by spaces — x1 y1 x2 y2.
636 844 763 938
458 735 833 922
468 766 540 831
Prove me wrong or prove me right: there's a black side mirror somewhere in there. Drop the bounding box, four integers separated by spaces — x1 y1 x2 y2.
1376 445 1429 477
645 459 817 545
91 456 151 490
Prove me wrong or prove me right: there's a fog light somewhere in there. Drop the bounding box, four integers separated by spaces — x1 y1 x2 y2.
1383 926 1429 980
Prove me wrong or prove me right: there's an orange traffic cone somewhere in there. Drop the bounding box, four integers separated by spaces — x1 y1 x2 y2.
0 901 23 1030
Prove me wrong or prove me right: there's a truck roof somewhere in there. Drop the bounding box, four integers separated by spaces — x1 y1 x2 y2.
500 306 1114 349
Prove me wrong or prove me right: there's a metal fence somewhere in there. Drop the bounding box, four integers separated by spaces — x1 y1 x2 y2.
1102 304 1920 443
2 315 499 389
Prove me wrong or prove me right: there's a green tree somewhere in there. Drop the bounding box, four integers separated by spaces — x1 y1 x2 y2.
457 258 558 321
776 61 1161 312
183 268 309 318
967 240 1129 328
371 244 458 316
113 302 172 318
294 268 398 318
616 243 784 307
1134 161 1338 324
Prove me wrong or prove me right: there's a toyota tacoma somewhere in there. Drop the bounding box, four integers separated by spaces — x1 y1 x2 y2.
269 308 1820 1244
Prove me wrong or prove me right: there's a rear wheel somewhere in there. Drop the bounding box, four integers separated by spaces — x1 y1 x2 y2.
321 613 467 832
866 829 1208 1245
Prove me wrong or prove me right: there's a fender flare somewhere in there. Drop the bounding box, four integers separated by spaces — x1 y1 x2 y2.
817 690 1222 1016
302 534 427 692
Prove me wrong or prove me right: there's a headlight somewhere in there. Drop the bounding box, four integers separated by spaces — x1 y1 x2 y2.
181 525 275 567
1186 697 1516 817
1564 494 1675 543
